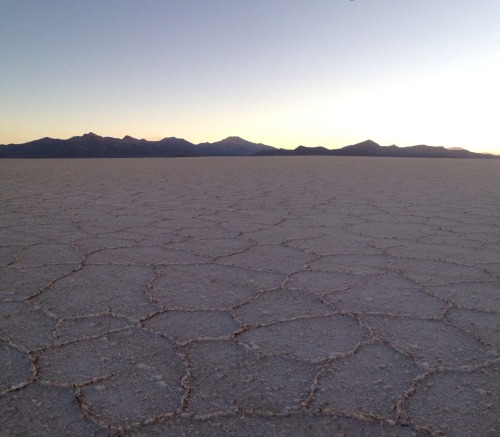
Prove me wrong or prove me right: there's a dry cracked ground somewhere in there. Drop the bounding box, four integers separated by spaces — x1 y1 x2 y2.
1 157 499 436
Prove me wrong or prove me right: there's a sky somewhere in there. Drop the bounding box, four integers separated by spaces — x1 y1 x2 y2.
1 1 500 153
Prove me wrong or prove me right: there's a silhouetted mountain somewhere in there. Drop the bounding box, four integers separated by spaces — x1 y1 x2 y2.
331 139 382 156
0 134 496 159
256 140 496 159
196 136 274 156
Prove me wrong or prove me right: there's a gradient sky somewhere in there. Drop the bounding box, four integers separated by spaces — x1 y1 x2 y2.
1 1 500 153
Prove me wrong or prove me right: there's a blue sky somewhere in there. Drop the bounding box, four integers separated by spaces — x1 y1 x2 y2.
1 0 499 153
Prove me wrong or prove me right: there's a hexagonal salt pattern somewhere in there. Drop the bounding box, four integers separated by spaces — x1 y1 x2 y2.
1 157 499 435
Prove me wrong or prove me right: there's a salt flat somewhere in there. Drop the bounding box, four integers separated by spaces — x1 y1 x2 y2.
1 157 499 436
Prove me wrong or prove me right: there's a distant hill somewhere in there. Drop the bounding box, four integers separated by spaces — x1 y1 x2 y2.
0 134 496 159
197 136 274 156
0 133 272 158
256 139 497 159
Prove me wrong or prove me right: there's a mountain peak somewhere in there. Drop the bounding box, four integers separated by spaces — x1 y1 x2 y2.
341 139 381 152
357 139 381 147
194 136 273 155
218 136 253 145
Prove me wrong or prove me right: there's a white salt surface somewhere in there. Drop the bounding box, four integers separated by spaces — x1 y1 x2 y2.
1 157 499 436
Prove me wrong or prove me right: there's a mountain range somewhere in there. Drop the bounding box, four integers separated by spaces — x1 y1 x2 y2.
0 133 273 158
0 134 496 159
256 139 497 158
